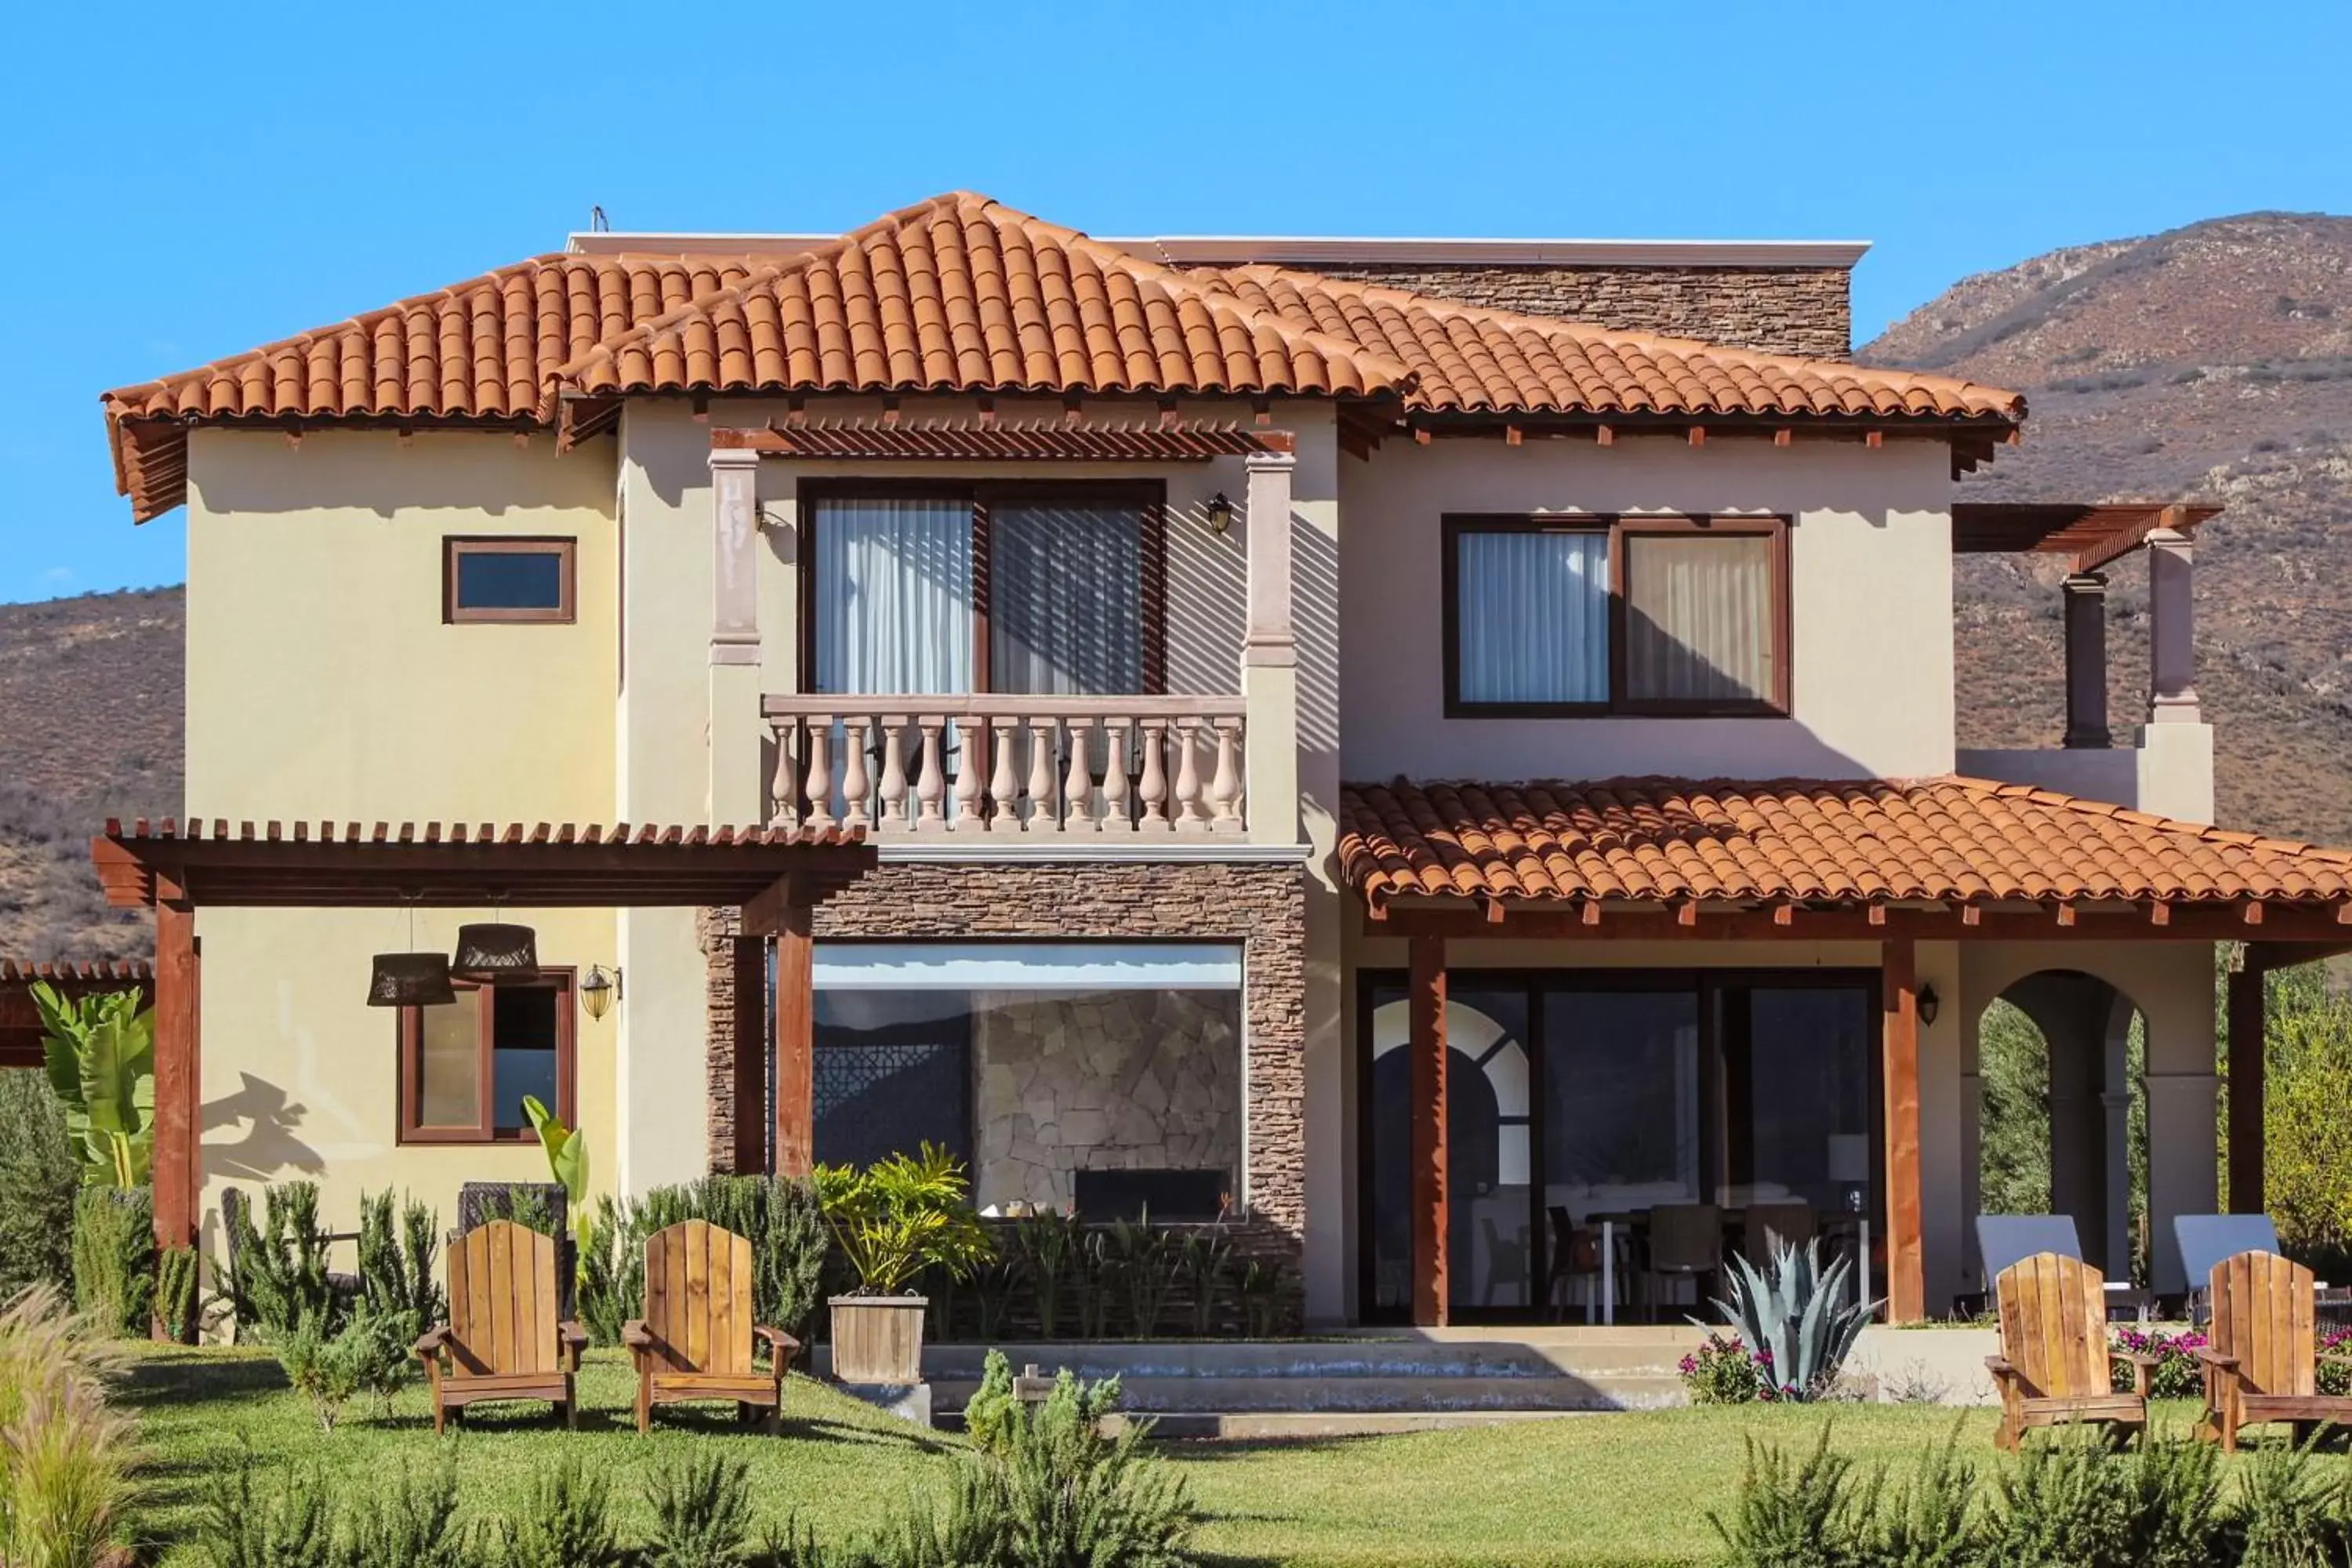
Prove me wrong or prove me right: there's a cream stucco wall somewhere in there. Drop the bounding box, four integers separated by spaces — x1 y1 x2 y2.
1338 434 1958 782
183 428 625 1249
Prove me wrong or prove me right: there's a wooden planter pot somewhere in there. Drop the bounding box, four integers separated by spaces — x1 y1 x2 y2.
829 1294 927 1385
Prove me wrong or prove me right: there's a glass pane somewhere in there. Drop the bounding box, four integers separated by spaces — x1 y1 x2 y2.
1624 533 1774 703
989 503 1145 696
1541 989 1701 1221
1454 530 1609 703
489 985 560 1134
814 990 975 1171
454 549 564 610
1743 987 1873 1217
416 999 482 1128
812 498 975 694
1367 985 1534 1314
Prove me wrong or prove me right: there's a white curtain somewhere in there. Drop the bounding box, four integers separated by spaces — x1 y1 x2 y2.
1624 535 1773 703
989 502 1145 695
813 497 975 695
1455 530 1609 703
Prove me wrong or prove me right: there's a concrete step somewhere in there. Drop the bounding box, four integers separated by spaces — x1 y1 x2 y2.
927 1371 1685 1414
818 1333 1704 1384
1105 1410 1609 1439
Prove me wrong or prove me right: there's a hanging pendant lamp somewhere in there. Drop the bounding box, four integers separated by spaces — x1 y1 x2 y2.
452 921 539 981
367 898 457 1007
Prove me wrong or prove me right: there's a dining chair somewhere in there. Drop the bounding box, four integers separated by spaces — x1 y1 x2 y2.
1743 1202 1817 1265
1643 1203 1724 1318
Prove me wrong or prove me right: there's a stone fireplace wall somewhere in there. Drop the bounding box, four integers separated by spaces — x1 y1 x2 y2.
972 988 1241 1212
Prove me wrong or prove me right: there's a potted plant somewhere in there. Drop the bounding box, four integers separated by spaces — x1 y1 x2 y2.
814 1144 989 1385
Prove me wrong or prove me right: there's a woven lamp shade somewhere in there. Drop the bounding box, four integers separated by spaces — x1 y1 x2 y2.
366 952 456 1007
451 922 539 981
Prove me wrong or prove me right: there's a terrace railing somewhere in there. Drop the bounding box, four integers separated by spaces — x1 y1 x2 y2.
761 694 1248 837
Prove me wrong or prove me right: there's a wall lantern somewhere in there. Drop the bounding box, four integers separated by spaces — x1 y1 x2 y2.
1203 492 1233 535
452 921 539 981
1917 982 1940 1028
367 900 456 1007
579 964 624 1022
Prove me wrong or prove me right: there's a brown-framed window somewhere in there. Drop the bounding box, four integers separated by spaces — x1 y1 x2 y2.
444 536 577 624
797 481 1167 696
397 970 575 1143
1441 514 1790 717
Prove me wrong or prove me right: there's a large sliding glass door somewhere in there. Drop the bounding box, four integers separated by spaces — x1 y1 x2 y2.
1358 968 1880 1323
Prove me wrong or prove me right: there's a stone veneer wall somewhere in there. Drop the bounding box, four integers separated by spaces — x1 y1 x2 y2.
1301 263 1852 361
702 860 1306 1254
973 988 1241 1212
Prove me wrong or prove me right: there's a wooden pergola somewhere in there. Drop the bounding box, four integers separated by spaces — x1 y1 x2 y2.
0 960 151 1069
91 818 875 1253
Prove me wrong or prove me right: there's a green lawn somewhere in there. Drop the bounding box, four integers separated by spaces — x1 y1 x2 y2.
116 1344 2218 1567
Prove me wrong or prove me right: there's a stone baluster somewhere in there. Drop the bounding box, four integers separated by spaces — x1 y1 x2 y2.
768 721 799 828
988 716 1021 830
952 720 987 830
800 714 836 832
1137 718 1173 832
1102 717 1133 831
1025 716 1058 830
913 717 948 833
1062 716 1094 831
878 715 912 831
1208 717 1245 833
840 717 873 831
1172 717 1208 832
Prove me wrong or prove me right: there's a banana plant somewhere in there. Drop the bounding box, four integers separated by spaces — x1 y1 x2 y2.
521 1094 594 1276
32 982 155 1189
1697 1236 1881 1401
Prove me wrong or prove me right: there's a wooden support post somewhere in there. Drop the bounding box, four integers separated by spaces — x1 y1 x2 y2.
151 885 201 1295
772 898 815 1178
1882 938 1925 1323
1408 935 1449 1327
731 935 769 1175
2227 959 2266 1214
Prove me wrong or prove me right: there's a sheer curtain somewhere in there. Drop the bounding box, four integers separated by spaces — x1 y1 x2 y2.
989 501 1145 695
1624 535 1773 703
812 497 975 695
1454 530 1609 703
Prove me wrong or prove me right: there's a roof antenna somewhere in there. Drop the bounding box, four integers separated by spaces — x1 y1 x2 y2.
589 205 610 233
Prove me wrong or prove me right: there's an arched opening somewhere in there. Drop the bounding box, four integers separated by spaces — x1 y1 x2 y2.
1975 971 2151 1284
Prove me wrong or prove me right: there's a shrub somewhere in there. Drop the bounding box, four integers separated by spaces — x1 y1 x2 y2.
1680 1333 1770 1405
815 1145 992 1298
2321 1327 2352 1397
69 1188 153 1337
193 1449 333 1568
0 1286 139 1568
345 1456 480 1568
499 1455 622 1568
156 1244 203 1343
1711 1428 1871 1568
276 1307 409 1432
0 1071 77 1302
223 1182 336 1341
356 1189 443 1334
2230 1438 2347 1568
964 1352 1121 1460
642 1449 755 1568
2109 1327 2209 1399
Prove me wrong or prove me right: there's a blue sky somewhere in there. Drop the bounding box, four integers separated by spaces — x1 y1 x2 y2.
5 1 2346 604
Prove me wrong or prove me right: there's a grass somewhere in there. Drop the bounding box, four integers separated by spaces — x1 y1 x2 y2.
114 1344 2239 1567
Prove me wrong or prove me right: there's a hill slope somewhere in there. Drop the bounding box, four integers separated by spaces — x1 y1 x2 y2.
1862 211 2352 844
0 587 181 959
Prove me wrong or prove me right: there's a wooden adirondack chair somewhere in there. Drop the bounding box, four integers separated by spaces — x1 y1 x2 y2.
1986 1252 2157 1452
622 1220 800 1435
412 1219 587 1434
2196 1250 2352 1452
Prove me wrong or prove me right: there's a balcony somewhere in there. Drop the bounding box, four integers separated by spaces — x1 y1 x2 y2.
763 695 1250 837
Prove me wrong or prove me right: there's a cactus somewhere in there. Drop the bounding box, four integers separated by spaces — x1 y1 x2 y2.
1698 1236 1879 1401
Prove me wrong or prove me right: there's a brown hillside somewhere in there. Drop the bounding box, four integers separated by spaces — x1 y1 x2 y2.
0 587 182 960
1861 212 2352 846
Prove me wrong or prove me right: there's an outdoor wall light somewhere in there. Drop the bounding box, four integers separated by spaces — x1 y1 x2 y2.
580 964 623 1022
1203 492 1233 535
1917 982 1940 1027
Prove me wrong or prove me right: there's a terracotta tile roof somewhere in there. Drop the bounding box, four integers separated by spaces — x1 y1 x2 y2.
102 192 2025 521
1337 777 2352 913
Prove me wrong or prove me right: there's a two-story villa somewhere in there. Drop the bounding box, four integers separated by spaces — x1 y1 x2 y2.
93 193 2352 1330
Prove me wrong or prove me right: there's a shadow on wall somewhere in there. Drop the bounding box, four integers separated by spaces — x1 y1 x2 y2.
201 1070 325 1182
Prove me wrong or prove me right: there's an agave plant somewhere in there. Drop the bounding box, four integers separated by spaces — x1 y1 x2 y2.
1697 1237 1879 1402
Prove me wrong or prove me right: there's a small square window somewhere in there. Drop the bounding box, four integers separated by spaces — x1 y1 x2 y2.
399 973 575 1144
445 538 575 623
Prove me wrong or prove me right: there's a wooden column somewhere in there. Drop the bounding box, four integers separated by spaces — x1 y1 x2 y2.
731 935 770 1175
151 885 200 1258
2060 572 2111 749
1881 938 1925 1323
1408 934 1449 1327
2226 957 2266 1215
772 902 815 1178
